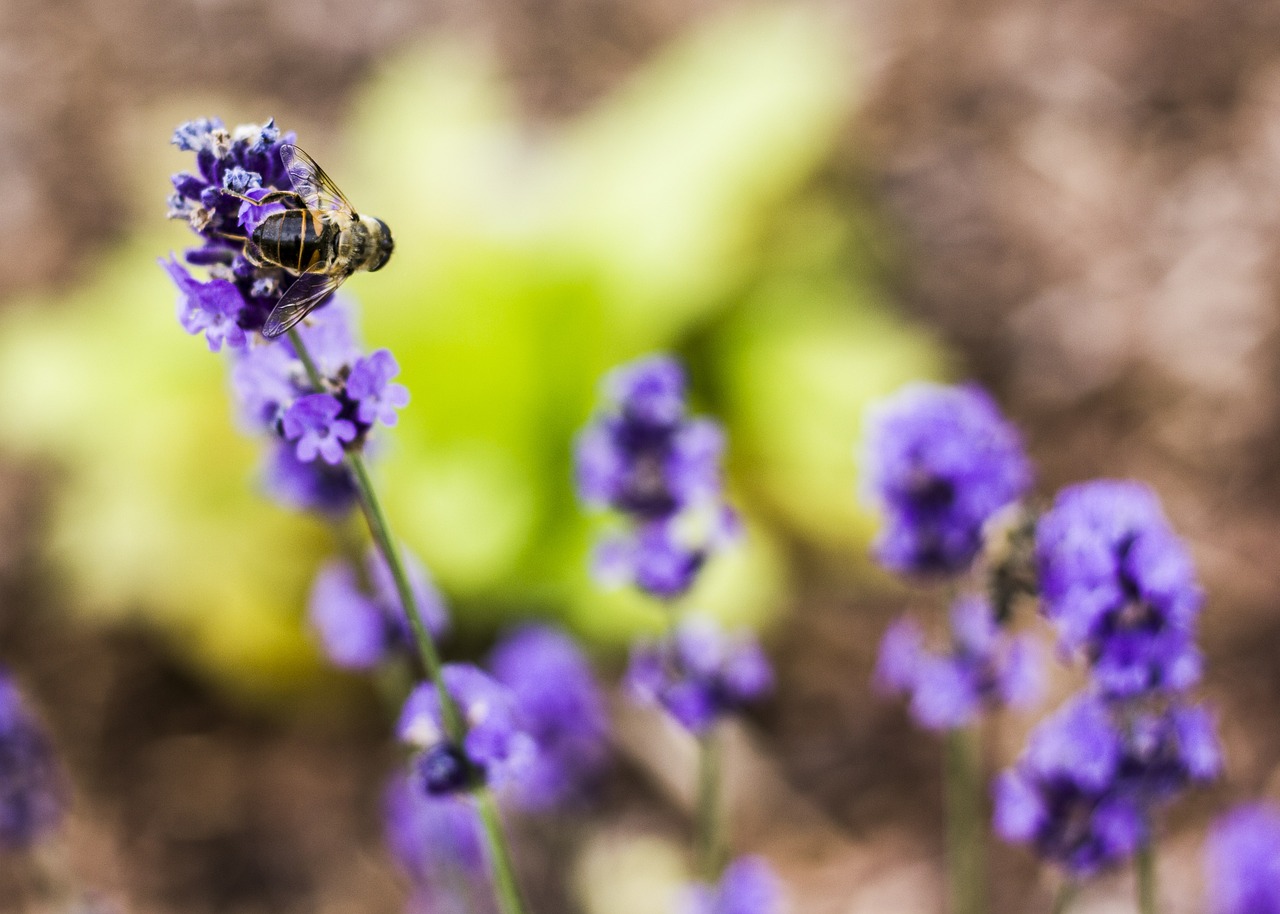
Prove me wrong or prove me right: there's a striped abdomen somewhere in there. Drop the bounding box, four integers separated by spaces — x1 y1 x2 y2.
251 209 333 274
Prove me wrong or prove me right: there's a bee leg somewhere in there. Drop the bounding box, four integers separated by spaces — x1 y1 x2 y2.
219 188 300 206
214 229 249 242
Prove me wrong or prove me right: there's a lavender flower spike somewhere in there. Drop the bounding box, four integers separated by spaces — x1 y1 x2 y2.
0 672 63 849
1207 803 1280 914
994 692 1219 875
1036 480 1203 698
397 665 536 795
384 772 489 910
861 382 1032 576
626 615 772 734
680 856 782 914
874 596 1043 732
488 625 609 810
308 544 449 672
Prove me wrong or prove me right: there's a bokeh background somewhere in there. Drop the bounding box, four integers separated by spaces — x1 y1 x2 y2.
2 0 1279 911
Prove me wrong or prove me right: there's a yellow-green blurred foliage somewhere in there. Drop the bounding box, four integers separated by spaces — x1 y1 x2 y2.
0 5 944 696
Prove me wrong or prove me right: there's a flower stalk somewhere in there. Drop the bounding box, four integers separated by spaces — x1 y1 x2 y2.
289 327 524 914
1136 841 1157 914
944 724 986 914
696 726 724 881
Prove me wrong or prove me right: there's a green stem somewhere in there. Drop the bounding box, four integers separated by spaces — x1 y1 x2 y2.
944 725 987 914
1051 880 1077 914
287 328 524 913
476 790 528 914
287 328 463 741
1137 841 1157 914
696 726 723 881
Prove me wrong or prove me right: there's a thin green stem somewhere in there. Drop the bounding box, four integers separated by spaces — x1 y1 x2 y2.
1051 880 1077 914
1137 840 1157 914
287 328 463 741
696 726 723 881
287 328 525 913
476 790 528 914
944 725 987 914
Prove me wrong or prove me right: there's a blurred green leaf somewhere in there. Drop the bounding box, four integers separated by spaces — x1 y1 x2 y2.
0 5 945 695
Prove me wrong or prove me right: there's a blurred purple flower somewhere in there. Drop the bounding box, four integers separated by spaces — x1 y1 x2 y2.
680 856 782 914
861 382 1032 576
994 692 1219 875
308 545 448 671
262 441 357 515
1037 480 1203 698
384 772 491 914
0 672 63 849
874 596 1044 731
398 665 536 795
488 625 609 810
1206 803 1280 914
626 616 772 734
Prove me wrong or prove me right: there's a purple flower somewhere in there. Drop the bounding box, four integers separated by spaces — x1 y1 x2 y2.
262 442 357 515
861 382 1032 576
680 856 782 914
162 256 247 352
1206 804 1280 914
0 672 63 849
309 563 386 669
347 349 410 426
994 692 1219 875
1037 480 1203 698
308 546 448 671
575 354 725 520
626 616 772 734
592 511 738 601
488 625 609 810
397 665 536 794
384 772 490 912
282 394 356 464
874 597 1044 732
607 354 687 428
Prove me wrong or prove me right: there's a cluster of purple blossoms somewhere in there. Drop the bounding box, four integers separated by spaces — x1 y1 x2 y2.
488 626 610 811
874 596 1043 731
861 382 1033 577
994 693 1219 875
0 672 63 849
680 856 782 914
308 545 448 670
1205 803 1280 914
393 626 610 806
1036 480 1203 699
575 354 738 599
164 118 410 513
384 772 492 914
398 664 537 796
626 616 773 735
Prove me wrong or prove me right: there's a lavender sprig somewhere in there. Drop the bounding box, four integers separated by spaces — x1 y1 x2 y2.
575 354 773 891
165 118 527 914
863 381 1035 914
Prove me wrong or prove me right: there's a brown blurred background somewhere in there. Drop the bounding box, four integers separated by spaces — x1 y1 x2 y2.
3 0 1280 912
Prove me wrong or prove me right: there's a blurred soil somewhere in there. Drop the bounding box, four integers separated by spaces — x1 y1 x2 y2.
5 0 1280 911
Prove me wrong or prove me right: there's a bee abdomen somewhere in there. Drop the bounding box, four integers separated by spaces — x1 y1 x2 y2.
251 210 328 274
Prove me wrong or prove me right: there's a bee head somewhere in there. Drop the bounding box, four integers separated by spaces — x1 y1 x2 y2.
367 217 394 272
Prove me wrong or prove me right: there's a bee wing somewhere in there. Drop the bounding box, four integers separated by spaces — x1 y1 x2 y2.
262 270 349 339
279 144 356 215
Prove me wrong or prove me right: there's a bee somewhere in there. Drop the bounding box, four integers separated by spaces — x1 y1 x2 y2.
224 145 394 338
